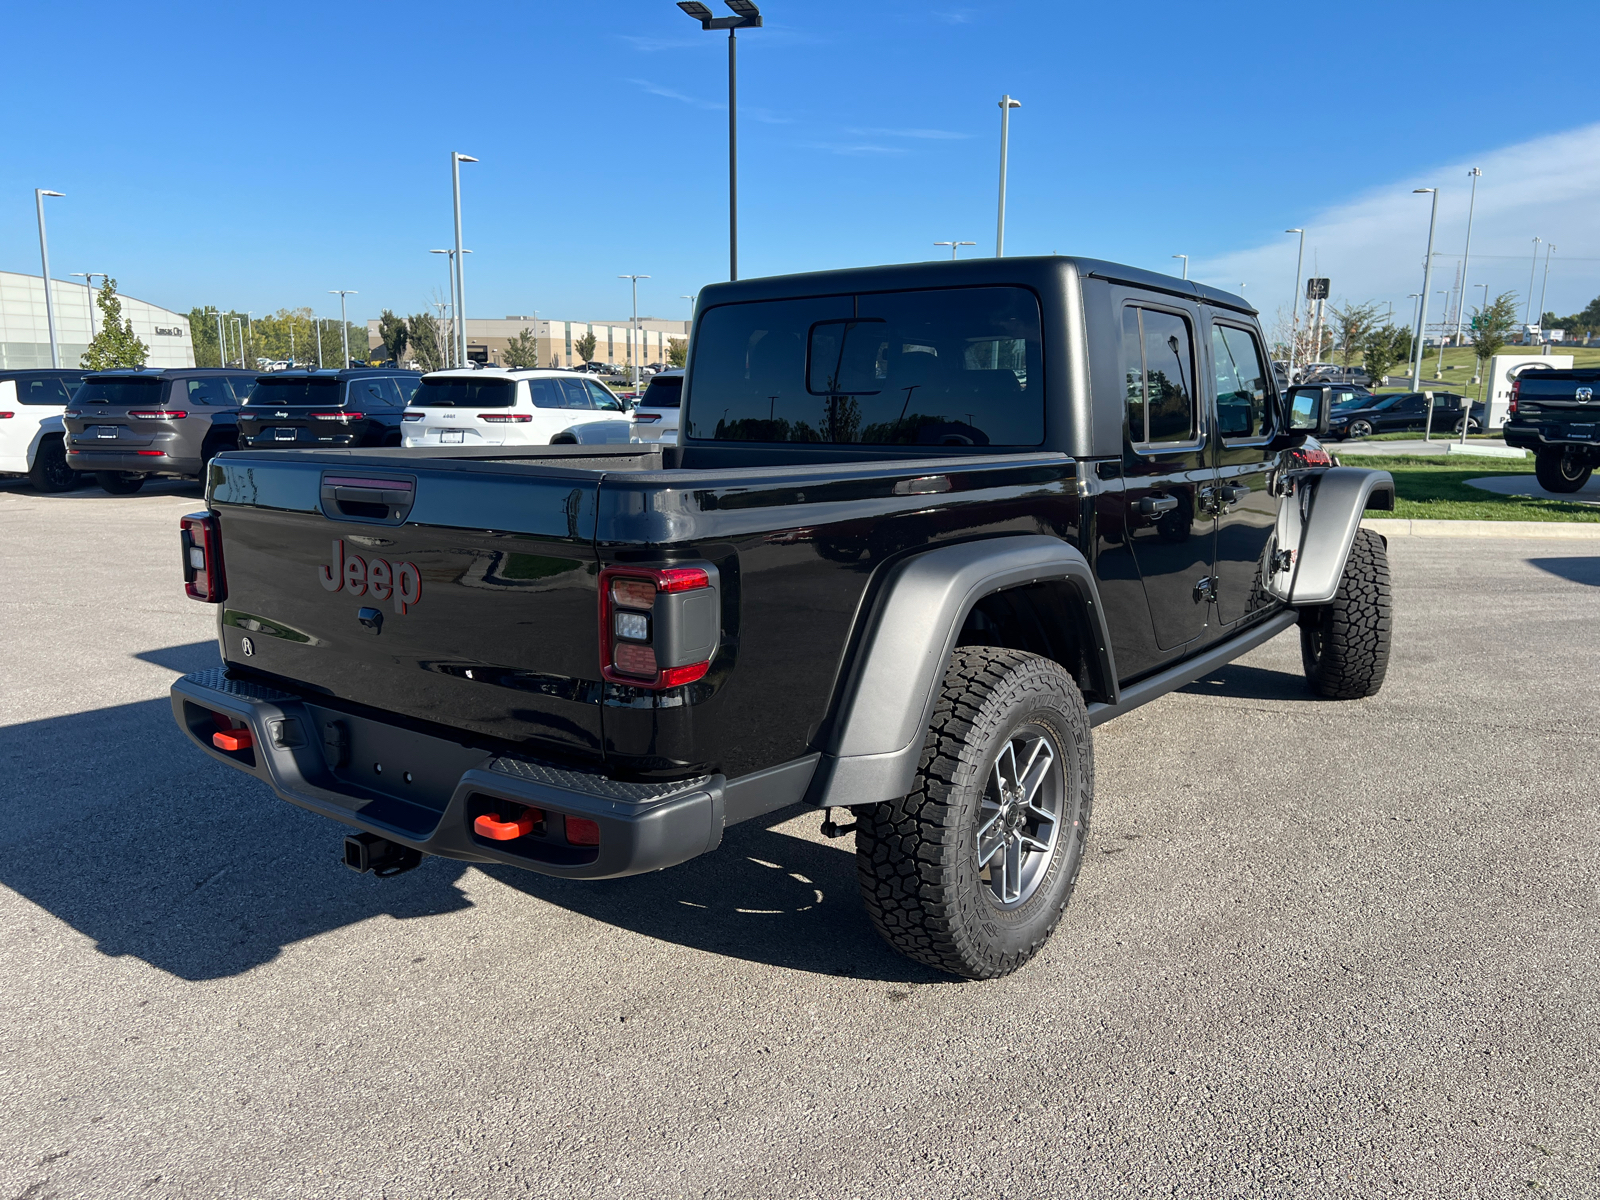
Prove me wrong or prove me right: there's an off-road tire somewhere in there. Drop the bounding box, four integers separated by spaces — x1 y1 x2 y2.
855 647 1093 980
27 436 77 492
1301 528 1391 699
1534 448 1592 494
96 471 146 496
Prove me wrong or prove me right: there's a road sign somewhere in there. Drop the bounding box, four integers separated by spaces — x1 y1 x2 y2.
1306 278 1330 300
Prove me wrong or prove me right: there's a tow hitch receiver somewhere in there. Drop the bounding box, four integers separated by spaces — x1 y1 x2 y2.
343 832 423 877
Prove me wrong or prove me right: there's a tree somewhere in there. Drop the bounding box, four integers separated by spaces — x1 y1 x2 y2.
378 310 409 365
667 337 688 368
574 330 597 364
1361 325 1407 386
407 312 444 371
1470 290 1519 366
81 278 149 370
503 328 539 368
1328 301 1381 368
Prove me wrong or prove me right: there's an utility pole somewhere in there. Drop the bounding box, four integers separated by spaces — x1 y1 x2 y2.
1537 243 1556 337
35 189 65 368
329 290 357 366
1455 167 1481 347
1410 188 1440 391
618 274 651 393
451 152 479 365
1524 237 1541 329
1285 229 1305 381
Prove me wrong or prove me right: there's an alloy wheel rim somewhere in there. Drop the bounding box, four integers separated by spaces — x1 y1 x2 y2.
975 725 1065 910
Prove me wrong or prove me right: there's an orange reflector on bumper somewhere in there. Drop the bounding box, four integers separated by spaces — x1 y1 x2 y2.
212 728 253 751
565 816 600 846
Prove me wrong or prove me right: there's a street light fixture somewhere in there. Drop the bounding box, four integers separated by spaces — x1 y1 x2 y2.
329 290 358 367
995 95 1022 257
1454 167 1481 348
451 152 478 366
677 0 762 281
935 240 976 260
35 190 65 368
1409 188 1440 391
1170 254 1188 280
619 274 652 392
1285 229 1306 381
71 271 108 339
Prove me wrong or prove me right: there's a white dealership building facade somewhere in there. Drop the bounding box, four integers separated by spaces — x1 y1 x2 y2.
0 271 194 370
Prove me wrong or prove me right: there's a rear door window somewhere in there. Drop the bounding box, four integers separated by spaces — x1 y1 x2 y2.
185 377 233 405
1211 323 1274 440
558 378 595 409
392 374 422 405
1122 306 1197 444
684 286 1043 445
348 377 399 407
16 376 73 405
227 376 258 403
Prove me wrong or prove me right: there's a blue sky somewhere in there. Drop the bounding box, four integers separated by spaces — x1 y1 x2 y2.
4 0 1597 332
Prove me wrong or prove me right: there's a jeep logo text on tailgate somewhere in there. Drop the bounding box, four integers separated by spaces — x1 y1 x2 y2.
319 539 421 613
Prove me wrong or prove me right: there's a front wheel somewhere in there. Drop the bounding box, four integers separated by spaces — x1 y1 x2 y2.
855 647 1093 980
96 471 146 495
28 437 78 492
1301 528 1391 699
1534 448 1592 494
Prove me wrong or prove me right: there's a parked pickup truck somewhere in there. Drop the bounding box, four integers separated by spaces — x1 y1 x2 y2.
171 257 1396 979
1501 367 1600 492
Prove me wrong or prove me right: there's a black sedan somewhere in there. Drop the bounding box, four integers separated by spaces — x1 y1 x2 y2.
1324 390 1484 440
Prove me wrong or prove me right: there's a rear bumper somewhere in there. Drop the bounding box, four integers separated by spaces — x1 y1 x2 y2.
66 446 198 475
1502 422 1600 453
171 668 726 879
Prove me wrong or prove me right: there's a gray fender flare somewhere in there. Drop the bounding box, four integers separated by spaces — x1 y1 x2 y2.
1290 467 1395 605
807 534 1116 811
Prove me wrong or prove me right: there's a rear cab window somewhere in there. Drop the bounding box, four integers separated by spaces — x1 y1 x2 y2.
684 285 1043 445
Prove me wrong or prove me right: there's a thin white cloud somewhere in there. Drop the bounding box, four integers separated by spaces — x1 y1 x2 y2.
618 35 702 52
933 9 974 22
847 126 973 140
801 142 909 157
1192 123 1600 320
628 79 724 112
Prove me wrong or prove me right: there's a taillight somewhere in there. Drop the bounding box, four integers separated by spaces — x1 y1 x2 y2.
598 565 718 689
632 413 662 423
402 412 423 422
180 512 226 602
0 412 12 419
478 413 532 423
311 412 364 422
1509 378 1520 414
130 409 186 419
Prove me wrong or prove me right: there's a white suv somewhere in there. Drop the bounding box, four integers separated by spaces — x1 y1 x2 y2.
629 368 682 444
402 369 631 448
0 370 86 491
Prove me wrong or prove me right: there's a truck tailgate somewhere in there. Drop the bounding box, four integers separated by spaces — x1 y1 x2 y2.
209 454 603 757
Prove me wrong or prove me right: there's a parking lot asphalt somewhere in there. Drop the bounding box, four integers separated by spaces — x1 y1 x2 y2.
2 475 1597 1199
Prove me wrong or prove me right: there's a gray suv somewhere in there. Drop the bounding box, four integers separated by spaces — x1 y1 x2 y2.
62 368 259 494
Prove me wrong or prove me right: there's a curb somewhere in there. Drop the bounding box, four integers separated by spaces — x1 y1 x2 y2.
1363 518 1600 539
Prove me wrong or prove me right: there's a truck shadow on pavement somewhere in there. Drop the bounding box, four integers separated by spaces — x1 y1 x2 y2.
1177 663 1319 703
1 656 943 984
1527 556 1600 587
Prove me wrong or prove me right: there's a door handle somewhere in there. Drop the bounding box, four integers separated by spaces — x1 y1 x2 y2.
1139 495 1179 515
1221 483 1250 503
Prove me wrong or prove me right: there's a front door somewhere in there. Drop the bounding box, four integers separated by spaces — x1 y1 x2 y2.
1119 301 1216 651
1209 318 1281 625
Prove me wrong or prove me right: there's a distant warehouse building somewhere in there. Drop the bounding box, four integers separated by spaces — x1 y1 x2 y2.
0 271 194 369
366 315 690 368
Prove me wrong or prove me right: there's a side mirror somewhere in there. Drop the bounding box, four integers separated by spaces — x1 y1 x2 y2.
1287 386 1331 437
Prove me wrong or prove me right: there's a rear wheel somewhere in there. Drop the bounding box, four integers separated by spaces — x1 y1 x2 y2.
1301 528 1391 699
1347 419 1374 440
96 471 146 495
855 647 1093 980
27 436 78 492
1534 448 1592 494
1452 417 1479 435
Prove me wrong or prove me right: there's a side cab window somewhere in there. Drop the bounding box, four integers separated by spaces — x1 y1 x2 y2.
1211 322 1275 440
1121 304 1198 446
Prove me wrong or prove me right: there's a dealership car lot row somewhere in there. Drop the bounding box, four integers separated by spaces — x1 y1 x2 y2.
1 480 1596 1198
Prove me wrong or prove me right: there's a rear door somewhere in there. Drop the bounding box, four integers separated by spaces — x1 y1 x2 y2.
238 376 346 446
406 376 522 447
1208 316 1281 626
1118 297 1217 651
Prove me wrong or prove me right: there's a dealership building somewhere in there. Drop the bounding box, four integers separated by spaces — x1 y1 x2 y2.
0 271 194 370
366 315 690 368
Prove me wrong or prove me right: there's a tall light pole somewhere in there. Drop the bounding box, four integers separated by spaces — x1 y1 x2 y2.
1537 243 1555 337
245 311 255 369
1409 187 1440 391
1472 283 1489 384
35 189 65 368
204 307 225 369
1285 229 1306 381
935 240 976 260
231 318 245 368
1433 290 1449 378
71 271 108 339
619 274 651 392
329 290 357 367
431 248 471 367
450 152 478 365
677 1 762 281
1522 236 1542 330
1171 254 1188 280
995 95 1022 257
1455 167 1481 348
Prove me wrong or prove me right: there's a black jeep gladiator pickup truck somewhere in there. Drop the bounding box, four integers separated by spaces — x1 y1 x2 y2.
171 257 1396 979
1501 367 1600 492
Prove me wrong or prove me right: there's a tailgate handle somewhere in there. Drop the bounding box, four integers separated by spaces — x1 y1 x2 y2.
320 474 416 525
